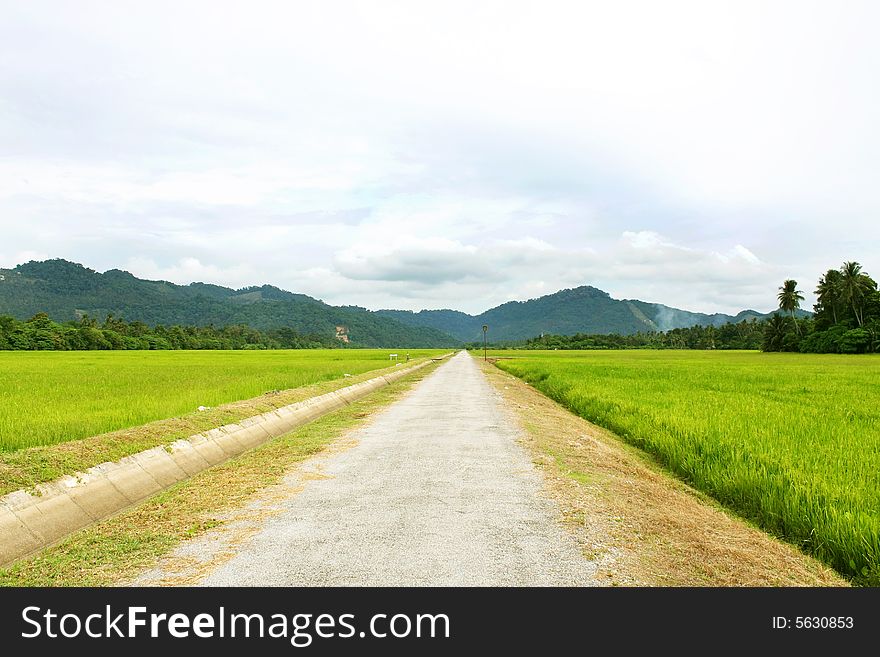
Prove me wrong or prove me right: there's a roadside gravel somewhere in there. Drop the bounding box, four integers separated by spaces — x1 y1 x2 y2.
187 351 597 586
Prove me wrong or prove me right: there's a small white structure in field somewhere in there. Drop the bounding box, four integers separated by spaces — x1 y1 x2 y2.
389 353 398 360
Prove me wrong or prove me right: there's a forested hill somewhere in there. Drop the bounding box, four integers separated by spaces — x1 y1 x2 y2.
1 259 797 346
378 286 787 341
0 259 457 348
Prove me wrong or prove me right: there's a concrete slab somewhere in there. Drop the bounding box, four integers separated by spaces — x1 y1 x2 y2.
198 352 598 586
0 356 443 567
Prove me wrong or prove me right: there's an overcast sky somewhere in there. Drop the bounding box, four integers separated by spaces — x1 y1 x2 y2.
1 1 879 314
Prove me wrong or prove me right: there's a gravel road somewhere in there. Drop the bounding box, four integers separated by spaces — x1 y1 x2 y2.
195 351 597 586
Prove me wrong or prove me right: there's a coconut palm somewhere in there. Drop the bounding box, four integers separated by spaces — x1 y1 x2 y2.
839 261 876 327
815 269 842 325
777 279 804 334
762 314 788 351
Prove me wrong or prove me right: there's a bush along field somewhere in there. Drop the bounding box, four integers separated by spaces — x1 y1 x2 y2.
493 350 880 584
0 349 442 452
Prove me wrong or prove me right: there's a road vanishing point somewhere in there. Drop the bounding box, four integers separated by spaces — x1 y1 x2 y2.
140 351 598 586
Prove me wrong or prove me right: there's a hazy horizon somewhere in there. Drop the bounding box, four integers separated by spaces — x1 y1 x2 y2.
2 1 878 314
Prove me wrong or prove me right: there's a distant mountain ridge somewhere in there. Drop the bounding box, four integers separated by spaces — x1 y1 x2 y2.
378 286 795 342
0 259 795 346
0 259 457 348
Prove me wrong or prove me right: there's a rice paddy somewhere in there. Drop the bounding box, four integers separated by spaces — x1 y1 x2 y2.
0 349 442 451
492 349 880 584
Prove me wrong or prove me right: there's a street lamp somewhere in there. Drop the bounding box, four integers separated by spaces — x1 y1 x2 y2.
482 324 488 361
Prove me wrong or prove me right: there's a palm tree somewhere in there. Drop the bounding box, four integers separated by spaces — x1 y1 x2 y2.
762 314 788 351
815 269 842 325
777 279 804 334
839 261 875 327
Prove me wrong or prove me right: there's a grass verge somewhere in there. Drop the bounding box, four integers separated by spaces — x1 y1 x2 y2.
489 349 880 583
482 360 846 587
0 357 438 497
0 360 442 586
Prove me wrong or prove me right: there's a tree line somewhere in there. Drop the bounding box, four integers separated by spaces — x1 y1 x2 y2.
467 319 765 351
471 260 879 354
0 313 341 351
768 260 879 353
1 259 457 348
5 259 876 354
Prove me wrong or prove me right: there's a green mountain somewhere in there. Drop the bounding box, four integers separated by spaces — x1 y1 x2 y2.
0 259 457 348
0 259 800 346
378 286 795 341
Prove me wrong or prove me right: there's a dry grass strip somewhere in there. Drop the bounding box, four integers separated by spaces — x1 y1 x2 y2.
0 362 441 587
481 360 845 587
0 358 435 497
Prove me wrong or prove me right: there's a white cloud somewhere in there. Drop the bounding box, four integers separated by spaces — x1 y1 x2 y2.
293 230 776 314
727 245 761 266
1 1 878 316
123 256 256 289
336 237 481 284
0 250 50 269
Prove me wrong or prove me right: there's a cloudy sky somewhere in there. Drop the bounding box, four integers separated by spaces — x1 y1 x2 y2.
1 1 878 314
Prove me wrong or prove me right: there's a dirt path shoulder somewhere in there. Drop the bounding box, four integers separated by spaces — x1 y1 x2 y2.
140 351 598 586
481 359 845 586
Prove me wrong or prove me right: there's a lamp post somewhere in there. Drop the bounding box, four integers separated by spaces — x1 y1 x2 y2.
482 324 488 361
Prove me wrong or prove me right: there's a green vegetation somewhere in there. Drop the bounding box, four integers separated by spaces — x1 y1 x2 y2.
493 350 880 584
0 259 457 348
0 362 441 586
468 260 878 354
1 312 339 350
765 260 880 353
1 257 801 345
380 285 773 341
475 319 764 350
0 349 441 451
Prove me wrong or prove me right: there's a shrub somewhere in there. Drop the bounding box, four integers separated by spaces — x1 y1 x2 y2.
838 329 870 354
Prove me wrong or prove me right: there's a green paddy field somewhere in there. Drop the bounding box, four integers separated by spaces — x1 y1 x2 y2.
492 350 880 584
0 349 441 452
